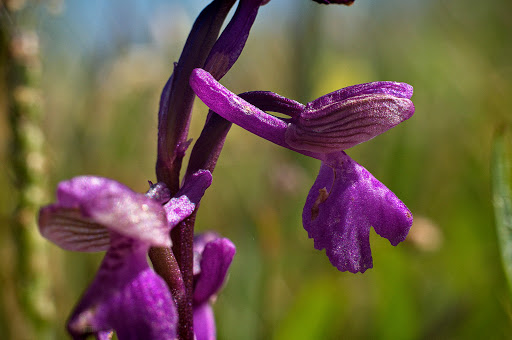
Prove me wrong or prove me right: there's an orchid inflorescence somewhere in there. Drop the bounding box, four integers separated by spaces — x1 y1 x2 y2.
37 0 415 339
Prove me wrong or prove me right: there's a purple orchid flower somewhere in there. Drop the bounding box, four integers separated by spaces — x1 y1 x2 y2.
189 68 414 273
38 171 212 339
192 233 236 340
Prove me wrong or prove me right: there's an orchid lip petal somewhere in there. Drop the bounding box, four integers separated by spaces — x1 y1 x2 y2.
303 152 413 273
68 242 177 339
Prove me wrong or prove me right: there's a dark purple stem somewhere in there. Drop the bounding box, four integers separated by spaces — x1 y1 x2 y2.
171 211 198 340
154 1 264 338
152 2 234 339
185 112 232 178
148 247 185 308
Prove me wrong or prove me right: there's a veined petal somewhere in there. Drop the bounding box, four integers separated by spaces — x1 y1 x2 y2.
303 152 412 273
39 176 171 251
193 238 236 305
68 238 177 340
191 69 414 161
307 82 413 110
193 303 216 340
286 85 414 153
39 205 110 252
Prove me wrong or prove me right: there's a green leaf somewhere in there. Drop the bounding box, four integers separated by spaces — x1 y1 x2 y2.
492 130 512 295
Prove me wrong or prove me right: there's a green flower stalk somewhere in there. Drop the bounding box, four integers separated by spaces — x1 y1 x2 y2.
1 2 55 338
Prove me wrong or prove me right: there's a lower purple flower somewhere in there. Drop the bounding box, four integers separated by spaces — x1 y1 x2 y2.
190 68 414 273
38 171 212 339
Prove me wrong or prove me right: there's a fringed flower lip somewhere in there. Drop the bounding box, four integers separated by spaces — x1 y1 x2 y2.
38 171 212 339
189 68 414 273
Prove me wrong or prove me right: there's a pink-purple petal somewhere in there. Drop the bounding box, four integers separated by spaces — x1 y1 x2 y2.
193 238 236 305
68 236 177 340
41 176 171 249
178 169 213 204
193 232 221 276
190 68 290 149
286 94 414 153
39 205 110 252
303 152 412 273
163 170 213 228
164 195 196 229
83 188 170 248
307 81 413 111
193 303 216 340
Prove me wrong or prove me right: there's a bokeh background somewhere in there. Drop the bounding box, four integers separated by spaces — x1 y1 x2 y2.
1 0 512 338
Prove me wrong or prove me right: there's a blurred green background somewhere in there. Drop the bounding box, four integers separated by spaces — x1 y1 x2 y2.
1 0 512 338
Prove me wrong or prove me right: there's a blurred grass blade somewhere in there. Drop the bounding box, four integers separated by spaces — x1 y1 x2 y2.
492 131 512 294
